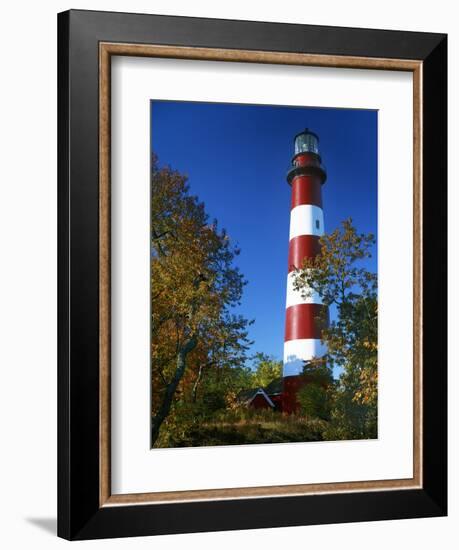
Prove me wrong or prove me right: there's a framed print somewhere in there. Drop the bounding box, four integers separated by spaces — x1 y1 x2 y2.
57 9 447 540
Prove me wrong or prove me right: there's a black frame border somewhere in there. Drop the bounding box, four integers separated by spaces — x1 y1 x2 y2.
57 9 447 540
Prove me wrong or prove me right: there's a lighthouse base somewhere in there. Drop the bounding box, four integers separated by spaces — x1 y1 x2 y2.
282 375 307 414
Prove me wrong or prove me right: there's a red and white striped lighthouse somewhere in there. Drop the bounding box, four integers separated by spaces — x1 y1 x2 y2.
282 129 328 413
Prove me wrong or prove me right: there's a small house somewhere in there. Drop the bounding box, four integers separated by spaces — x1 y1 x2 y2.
237 377 284 411
237 388 275 410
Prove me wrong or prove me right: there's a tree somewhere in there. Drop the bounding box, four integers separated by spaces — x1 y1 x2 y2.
297 360 334 420
250 352 282 388
293 218 377 438
151 156 252 445
297 382 332 421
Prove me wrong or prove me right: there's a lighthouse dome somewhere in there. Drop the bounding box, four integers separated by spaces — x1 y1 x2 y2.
294 129 319 155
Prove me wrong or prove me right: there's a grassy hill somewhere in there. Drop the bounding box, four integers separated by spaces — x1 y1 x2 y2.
160 409 327 448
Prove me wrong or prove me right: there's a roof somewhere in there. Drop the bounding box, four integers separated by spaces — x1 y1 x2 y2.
264 377 283 396
237 388 259 403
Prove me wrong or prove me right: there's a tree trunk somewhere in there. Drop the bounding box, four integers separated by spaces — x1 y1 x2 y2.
151 335 197 446
191 364 204 403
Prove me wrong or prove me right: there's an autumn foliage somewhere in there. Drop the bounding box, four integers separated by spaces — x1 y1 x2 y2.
150 156 253 445
293 219 378 439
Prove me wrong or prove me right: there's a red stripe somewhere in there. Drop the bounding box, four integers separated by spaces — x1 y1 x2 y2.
284 303 328 341
291 175 322 209
294 152 322 168
288 235 321 272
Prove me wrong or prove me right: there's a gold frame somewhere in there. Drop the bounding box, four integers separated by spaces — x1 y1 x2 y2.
99 43 423 507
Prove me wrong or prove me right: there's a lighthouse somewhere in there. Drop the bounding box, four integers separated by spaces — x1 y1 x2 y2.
282 129 328 413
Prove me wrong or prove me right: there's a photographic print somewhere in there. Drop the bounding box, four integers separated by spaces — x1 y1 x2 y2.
151 101 377 449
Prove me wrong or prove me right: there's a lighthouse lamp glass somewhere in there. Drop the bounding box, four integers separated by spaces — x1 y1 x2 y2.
294 133 319 155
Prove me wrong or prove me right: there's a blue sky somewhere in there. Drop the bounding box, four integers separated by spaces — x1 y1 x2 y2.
151 101 377 365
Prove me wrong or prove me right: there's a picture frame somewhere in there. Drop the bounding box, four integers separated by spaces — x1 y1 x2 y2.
57 9 447 540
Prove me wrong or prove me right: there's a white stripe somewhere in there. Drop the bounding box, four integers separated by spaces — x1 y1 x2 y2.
283 339 327 377
289 204 324 240
285 271 322 308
